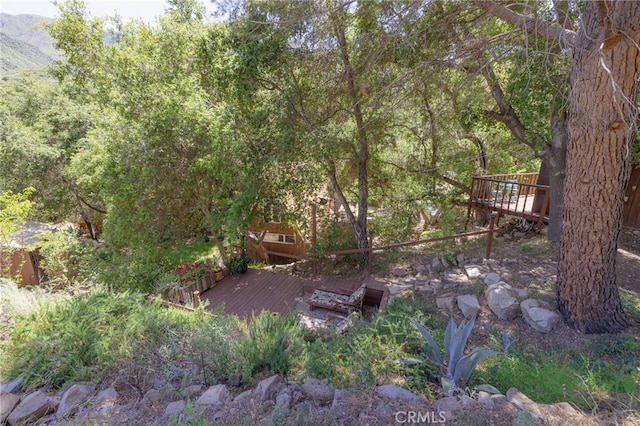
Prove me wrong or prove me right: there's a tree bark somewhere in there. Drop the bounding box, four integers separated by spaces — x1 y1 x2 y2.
557 1 640 334
544 110 568 242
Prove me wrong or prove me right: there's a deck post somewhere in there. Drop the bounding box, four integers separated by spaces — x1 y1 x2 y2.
193 290 200 308
486 212 497 259
367 231 374 276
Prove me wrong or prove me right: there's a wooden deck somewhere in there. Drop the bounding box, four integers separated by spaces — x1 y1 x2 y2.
467 173 549 228
199 268 387 319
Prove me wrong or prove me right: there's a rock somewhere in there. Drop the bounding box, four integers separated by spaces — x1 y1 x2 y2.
256 375 284 402
457 294 480 319
477 391 494 410
302 378 334 404
196 384 230 406
485 282 521 320
182 384 202 399
6 390 56 426
436 293 456 314
412 264 429 274
506 388 543 423
388 284 413 295
429 278 443 292
330 389 351 417
56 382 95 419
275 391 292 410
520 299 561 333
376 384 423 403
375 401 394 418
436 396 462 411
141 389 161 409
456 253 467 265
463 265 483 280
96 387 118 404
0 377 23 394
404 277 416 285
484 272 501 286
514 288 529 299
431 257 446 273
392 267 407 277
164 400 185 418
233 389 254 406
0 391 20 423
513 231 526 238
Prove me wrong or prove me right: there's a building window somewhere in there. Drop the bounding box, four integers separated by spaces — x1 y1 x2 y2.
264 233 296 244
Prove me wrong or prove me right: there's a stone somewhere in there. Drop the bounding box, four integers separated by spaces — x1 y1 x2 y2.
0 391 20 423
96 387 118 404
436 396 462 412
196 384 230 406
429 278 443 292
485 282 521 320
141 389 161 408
6 391 56 426
182 384 202 399
457 294 480 319
0 377 23 394
392 267 407 277
275 391 291 410
375 401 394 418
56 382 95 419
431 257 445 273
164 400 185 418
484 272 501 286
514 288 529 299
330 389 351 415
520 299 561 333
506 388 543 423
436 293 456 314
376 384 423 403
463 265 482 280
412 264 428 274
456 253 467 265
233 389 254 406
302 378 334 403
256 375 284 402
477 391 495 410
388 284 413 295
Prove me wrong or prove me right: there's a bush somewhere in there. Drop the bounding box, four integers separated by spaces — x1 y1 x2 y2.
37 230 97 288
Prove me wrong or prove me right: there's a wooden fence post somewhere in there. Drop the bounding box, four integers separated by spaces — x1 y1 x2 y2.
367 231 374 275
485 212 497 259
193 290 200 309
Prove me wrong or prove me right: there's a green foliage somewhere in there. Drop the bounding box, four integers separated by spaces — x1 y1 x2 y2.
0 187 35 245
227 254 251 275
241 311 305 377
2 288 179 389
410 316 500 396
37 230 97 287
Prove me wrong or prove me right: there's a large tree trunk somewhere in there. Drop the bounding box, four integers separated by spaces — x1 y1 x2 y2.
557 1 640 334
542 110 568 242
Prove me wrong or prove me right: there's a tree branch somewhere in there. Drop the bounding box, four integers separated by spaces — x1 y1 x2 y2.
472 0 575 47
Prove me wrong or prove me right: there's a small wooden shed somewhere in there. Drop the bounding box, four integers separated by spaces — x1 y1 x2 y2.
0 221 53 285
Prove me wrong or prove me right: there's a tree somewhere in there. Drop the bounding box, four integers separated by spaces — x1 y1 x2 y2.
478 0 639 333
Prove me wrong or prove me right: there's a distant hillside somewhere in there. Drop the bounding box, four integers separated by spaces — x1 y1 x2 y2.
0 13 59 71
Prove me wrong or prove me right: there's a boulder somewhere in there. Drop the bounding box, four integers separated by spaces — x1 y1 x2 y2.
140 389 161 409
96 387 118 404
0 377 23 394
484 272 501 286
456 294 480 319
255 375 284 402
302 378 334 404
436 293 456 314
520 299 561 333
391 267 407 277
412 264 429 275
275 390 292 410
182 384 202 399
0 391 20 423
485 282 521 320
196 384 230 406
431 257 446 273
163 400 185 418
6 391 56 426
56 382 95 419
376 384 423 403
463 264 483 280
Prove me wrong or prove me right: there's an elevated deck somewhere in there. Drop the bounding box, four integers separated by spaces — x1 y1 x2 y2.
467 173 549 228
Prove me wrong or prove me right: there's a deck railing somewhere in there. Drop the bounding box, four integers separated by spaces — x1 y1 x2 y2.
468 173 549 230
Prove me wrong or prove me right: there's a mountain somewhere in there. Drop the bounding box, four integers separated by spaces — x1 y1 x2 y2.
0 13 59 71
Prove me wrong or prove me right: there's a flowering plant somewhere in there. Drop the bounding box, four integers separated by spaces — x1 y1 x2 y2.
175 262 211 283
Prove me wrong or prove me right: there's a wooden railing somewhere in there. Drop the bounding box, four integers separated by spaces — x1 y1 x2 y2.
253 214 498 276
467 173 549 230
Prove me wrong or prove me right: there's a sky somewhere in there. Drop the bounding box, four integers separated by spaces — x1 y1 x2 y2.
0 0 216 23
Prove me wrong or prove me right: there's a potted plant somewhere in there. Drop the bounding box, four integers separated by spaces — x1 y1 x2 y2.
227 254 251 274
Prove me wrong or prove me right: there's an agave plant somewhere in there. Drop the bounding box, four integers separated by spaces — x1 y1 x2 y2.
410 316 500 396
